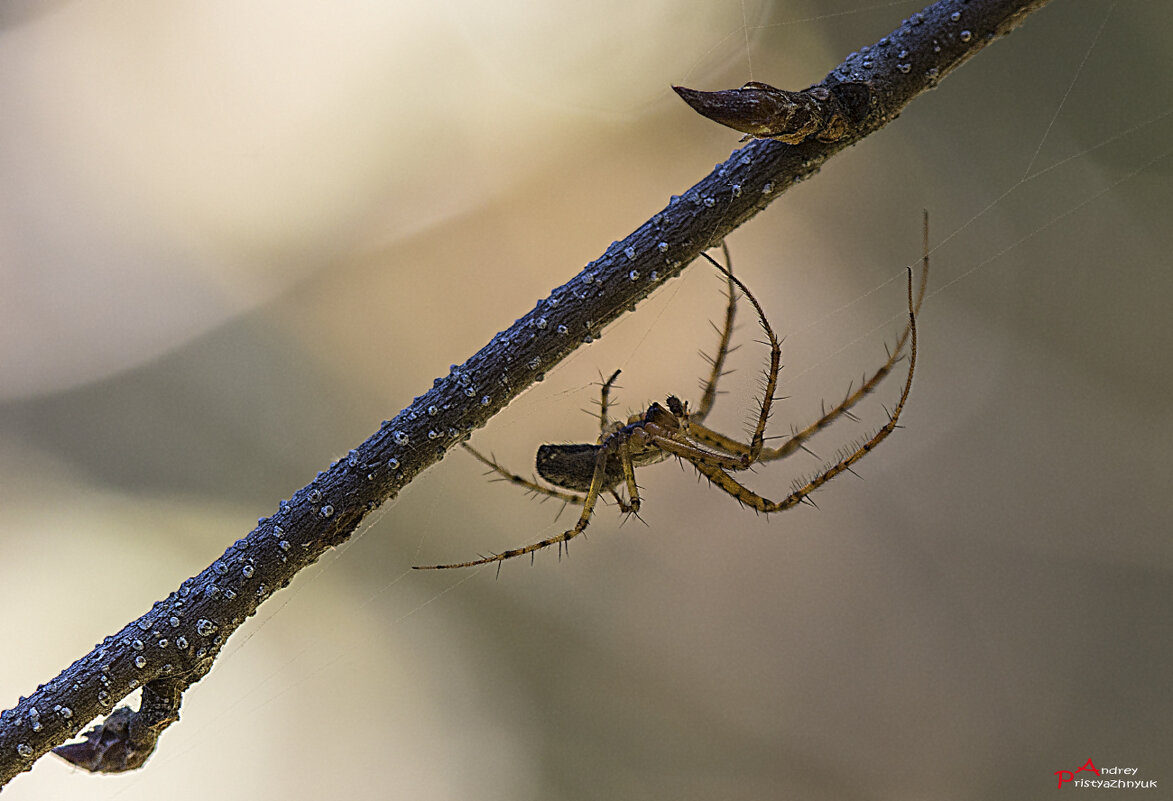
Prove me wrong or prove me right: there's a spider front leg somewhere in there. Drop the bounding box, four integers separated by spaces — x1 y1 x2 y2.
694 251 923 514
753 214 930 464
690 212 930 467
416 430 637 570
694 241 738 425
696 251 782 464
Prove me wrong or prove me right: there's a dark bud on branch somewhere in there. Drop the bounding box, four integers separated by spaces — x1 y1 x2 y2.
673 80 871 145
53 680 182 774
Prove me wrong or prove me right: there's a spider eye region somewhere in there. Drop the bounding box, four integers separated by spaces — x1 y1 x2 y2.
666 396 685 416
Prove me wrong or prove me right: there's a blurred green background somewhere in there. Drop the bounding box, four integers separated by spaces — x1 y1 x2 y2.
2 0 1171 798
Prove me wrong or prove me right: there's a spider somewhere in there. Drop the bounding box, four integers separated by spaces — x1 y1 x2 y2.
416 216 928 571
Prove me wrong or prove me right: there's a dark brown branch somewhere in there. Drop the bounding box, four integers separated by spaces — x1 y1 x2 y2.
0 0 1051 788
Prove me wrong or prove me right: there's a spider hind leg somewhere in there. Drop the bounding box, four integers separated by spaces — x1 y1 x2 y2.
417 430 639 570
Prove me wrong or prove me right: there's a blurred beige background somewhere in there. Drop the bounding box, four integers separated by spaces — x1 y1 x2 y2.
2 0 1171 799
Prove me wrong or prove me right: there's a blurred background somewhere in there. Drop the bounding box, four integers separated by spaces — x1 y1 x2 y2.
2 0 1170 798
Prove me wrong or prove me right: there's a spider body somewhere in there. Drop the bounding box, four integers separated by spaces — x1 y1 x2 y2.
416 217 929 571
536 397 688 493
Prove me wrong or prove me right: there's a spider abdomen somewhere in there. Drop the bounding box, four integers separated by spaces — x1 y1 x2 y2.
536 441 671 493
536 443 619 493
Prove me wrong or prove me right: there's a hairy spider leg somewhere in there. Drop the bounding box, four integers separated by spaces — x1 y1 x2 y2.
418 425 641 569
459 443 586 506
597 368 623 434
689 212 929 466
696 251 783 463
693 241 738 424
687 237 923 513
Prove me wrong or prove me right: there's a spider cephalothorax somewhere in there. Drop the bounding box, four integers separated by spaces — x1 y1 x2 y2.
417 216 928 571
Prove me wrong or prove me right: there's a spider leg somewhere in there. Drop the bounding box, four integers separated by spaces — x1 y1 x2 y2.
689 335 905 465
648 431 749 471
698 251 782 464
691 211 930 466
461 443 585 505
618 437 642 514
610 489 638 514
694 241 738 424
597 369 622 434
416 435 617 569
690 246 923 513
686 421 754 457
755 210 929 463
